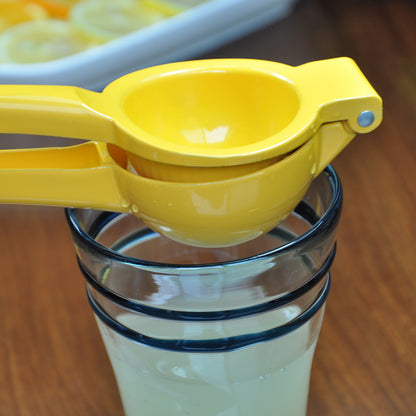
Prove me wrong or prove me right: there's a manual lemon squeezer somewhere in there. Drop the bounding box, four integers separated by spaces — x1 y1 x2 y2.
0 58 382 247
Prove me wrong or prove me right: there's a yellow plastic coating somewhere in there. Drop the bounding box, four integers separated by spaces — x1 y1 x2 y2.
0 122 354 247
0 142 128 212
0 140 318 247
0 86 115 141
0 57 382 246
0 57 381 169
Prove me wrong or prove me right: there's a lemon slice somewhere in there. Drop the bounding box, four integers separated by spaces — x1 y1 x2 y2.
0 0 48 32
142 0 208 15
23 0 82 19
70 0 167 42
0 19 92 63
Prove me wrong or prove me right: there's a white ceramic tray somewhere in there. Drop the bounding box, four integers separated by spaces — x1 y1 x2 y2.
0 0 296 90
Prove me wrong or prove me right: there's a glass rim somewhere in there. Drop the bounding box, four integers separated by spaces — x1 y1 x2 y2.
65 165 342 269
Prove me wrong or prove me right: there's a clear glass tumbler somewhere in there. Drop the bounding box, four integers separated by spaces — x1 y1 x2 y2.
66 166 342 416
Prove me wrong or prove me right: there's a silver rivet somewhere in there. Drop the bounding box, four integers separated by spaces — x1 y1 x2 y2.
357 111 375 127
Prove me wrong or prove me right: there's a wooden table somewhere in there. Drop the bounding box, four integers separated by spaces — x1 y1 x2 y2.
1 0 415 414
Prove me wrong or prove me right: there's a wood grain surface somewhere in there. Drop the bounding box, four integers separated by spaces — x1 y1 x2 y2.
0 0 415 415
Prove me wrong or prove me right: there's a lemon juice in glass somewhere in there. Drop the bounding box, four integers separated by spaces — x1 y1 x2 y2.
66 165 341 416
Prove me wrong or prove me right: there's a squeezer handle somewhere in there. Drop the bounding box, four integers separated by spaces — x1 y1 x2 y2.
294 57 382 133
290 57 382 177
0 142 130 212
0 85 115 141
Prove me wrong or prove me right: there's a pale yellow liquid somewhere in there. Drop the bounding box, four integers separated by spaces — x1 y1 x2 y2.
96 310 320 416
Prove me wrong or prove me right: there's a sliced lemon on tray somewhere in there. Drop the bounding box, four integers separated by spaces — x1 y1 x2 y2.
70 0 167 42
0 0 48 31
0 0 204 64
142 0 209 15
0 19 93 63
22 0 82 19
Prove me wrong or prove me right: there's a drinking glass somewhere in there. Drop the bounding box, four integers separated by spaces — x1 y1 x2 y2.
66 165 342 416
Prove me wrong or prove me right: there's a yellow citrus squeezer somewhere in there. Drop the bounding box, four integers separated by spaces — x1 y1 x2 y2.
0 57 382 246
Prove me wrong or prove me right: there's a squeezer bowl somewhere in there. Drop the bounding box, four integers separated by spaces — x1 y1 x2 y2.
106 138 319 247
